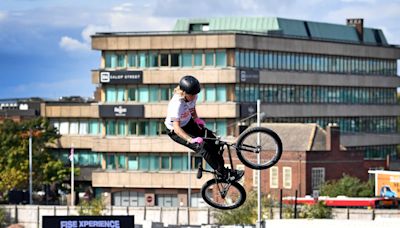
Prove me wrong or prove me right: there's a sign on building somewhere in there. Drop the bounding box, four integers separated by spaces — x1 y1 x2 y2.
42 216 134 228
100 71 143 84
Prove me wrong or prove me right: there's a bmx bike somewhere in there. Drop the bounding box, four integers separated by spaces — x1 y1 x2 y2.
196 127 283 210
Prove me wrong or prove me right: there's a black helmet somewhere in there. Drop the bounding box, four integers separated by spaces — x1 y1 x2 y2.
179 75 201 95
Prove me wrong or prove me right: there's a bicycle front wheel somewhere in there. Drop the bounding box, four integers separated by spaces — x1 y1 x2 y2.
236 127 283 170
201 179 246 210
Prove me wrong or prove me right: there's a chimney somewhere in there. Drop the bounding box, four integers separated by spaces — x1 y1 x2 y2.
326 123 340 151
347 18 364 42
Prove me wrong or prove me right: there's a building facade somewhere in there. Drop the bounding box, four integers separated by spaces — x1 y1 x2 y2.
40 17 400 206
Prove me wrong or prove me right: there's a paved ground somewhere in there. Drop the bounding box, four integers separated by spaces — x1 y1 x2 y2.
264 219 399 228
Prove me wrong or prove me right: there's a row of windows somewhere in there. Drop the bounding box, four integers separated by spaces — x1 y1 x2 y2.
235 84 397 104
50 119 228 137
105 84 227 103
105 119 227 136
104 50 227 68
263 117 398 134
104 83 397 105
112 191 203 207
349 145 397 160
53 150 102 167
268 166 292 189
235 50 397 76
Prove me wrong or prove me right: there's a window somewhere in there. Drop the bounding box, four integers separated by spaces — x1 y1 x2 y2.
105 52 117 68
128 155 138 170
155 194 178 207
127 52 136 67
113 191 145 206
205 52 214 66
148 52 158 67
89 120 100 135
171 53 180 67
182 52 192 67
194 52 202 66
311 167 325 190
106 154 115 170
270 166 278 188
160 53 169 66
138 52 147 68
215 50 226 67
106 87 116 102
117 53 125 68
79 121 88 135
283 167 292 189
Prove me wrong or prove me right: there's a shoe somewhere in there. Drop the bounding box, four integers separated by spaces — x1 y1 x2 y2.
218 169 244 182
230 170 245 181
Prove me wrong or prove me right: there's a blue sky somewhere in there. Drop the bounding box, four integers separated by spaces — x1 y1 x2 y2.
0 0 399 99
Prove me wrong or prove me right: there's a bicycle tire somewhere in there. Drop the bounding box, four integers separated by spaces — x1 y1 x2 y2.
201 179 246 210
236 127 283 170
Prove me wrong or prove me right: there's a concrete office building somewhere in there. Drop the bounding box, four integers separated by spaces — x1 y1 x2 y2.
41 17 400 206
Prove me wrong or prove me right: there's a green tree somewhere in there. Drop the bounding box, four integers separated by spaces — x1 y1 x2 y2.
214 191 273 225
320 174 374 197
0 118 71 195
298 201 332 219
78 197 106 216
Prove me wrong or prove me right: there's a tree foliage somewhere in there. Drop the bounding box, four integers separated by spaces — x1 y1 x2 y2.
214 191 273 225
299 201 332 219
0 118 70 194
320 174 374 197
78 197 106 216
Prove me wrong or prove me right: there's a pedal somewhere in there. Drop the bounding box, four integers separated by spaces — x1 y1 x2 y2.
196 163 203 179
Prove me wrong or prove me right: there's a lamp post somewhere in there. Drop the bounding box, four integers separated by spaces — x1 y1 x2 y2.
29 129 33 205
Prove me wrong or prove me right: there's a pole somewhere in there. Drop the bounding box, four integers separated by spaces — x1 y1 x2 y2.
29 129 33 205
256 99 263 228
188 150 191 208
70 145 75 206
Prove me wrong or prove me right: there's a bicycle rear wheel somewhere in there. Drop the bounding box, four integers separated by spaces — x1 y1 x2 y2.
201 179 246 210
236 127 282 170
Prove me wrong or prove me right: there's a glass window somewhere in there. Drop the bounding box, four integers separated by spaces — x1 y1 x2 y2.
216 120 227 136
205 85 216 102
270 167 278 188
205 52 214 66
182 52 192 67
283 167 292 189
160 87 170 101
160 53 169 66
194 52 202 67
106 120 116 135
89 120 99 135
149 121 158 136
161 156 170 170
155 194 178 207
139 154 149 171
216 85 226 102
171 155 184 171
138 86 149 102
216 50 226 67
138 121 148 135
138 52 147 68
149 87 158 102
171 53 180 67
311 167 325 190
69 121 79 135
116 87 125 102
59 121 69 134
128 87 137 101
117 154 126 169
148 52 158 67
105 52 117 68
128 121 137 135
117 53 125 68
79 121 88 135
106 87 116 102
128 155 138 170
106 154 115 170
149 154 159 171
117 120 125 136
127 52 136 67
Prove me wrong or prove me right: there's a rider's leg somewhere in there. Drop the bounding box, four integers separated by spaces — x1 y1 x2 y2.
168 119 226 175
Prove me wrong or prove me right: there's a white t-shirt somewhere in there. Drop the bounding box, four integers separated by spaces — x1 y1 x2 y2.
164 94 197 130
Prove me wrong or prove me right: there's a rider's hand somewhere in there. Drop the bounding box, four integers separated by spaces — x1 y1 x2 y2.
194 118 206 128
190 137 204 144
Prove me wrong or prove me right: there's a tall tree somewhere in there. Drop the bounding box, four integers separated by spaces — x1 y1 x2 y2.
0 118 70 194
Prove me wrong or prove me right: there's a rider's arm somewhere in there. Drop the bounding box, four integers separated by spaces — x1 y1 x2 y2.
172 120 193 143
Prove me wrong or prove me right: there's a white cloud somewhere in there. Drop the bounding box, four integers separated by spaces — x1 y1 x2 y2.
59 36 90 52
0 11 7 21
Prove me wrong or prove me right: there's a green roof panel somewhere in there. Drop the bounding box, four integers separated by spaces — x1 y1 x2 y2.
306 21 359 43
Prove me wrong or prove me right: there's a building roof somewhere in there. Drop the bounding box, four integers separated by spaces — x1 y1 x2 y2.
173 17 388 46
247 123 345 152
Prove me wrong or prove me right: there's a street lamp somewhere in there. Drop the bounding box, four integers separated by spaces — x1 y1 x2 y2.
27 126 43 205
